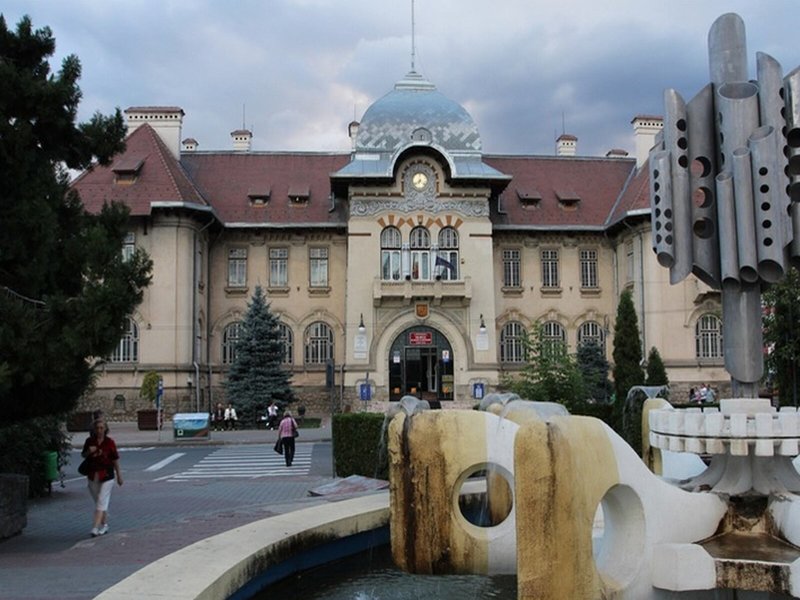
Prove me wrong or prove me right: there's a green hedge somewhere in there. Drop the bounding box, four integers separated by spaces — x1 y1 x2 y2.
0 414 71 497
332 412 388 480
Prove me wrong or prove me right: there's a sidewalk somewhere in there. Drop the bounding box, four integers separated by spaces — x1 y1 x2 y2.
71 418 333 448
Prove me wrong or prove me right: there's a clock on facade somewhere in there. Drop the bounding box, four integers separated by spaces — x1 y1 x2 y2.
411 171 428 190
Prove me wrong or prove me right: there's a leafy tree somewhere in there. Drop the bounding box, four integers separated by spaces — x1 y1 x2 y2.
507 323 585 411
0 15 152 423
577 340 612 403
645 346 669 387
225 286 295 423
763 268 800 406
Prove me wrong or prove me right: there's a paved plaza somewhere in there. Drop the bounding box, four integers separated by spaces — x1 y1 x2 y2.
0 420 365 600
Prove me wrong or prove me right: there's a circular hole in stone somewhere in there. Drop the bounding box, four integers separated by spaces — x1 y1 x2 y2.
693 217 715 239
788 155 800 176
759 166 768 176
654 182 660 192
787 128 800 148
691 156 712 178
760 184 770 194
593 484 646 589
456 464 513 528
678 155 688 169
677 119 687 131
677 137 688 150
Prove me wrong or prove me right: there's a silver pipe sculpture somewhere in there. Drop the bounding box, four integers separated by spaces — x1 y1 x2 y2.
650 12 799 396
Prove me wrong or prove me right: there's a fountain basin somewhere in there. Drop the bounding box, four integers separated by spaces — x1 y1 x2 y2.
93 494 389 600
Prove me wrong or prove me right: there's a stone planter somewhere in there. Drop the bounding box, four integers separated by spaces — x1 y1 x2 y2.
0 474 28 539
137 409 159 431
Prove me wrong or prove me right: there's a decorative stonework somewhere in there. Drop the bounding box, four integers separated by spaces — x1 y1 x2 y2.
351 197 489 217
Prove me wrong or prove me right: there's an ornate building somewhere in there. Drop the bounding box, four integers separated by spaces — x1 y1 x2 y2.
73 70 726 418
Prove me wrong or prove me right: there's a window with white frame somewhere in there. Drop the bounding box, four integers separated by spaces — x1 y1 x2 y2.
122 232 136 262
436 227 459 280
269 248 288 287
580 249 598 288
222 321 242 364
696 314 723 359
278 322 293 364
500 321 526 363
541 321 567 356
410 227 430 280
578 321 605 350
626 240 634 283
228 248 247 287
304 321 334 365
381 227 402 281
541 249 559 288
309 247 329 287
110 318 139 363
503 248 521 287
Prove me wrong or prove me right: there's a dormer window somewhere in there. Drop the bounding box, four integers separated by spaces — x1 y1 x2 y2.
555 189 580 209
516 188 541 206
248 188 271 206
288 184 309 204
111 156 144 185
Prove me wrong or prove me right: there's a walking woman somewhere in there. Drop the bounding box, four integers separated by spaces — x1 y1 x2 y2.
277 411 298 467
81 418 123 537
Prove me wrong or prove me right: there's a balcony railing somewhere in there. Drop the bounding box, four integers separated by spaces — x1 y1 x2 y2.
373 276 472 306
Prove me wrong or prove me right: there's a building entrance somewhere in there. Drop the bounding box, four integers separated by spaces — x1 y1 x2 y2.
388 326 454 403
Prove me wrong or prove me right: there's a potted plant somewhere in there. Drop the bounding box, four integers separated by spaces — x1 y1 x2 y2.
137 371 161 430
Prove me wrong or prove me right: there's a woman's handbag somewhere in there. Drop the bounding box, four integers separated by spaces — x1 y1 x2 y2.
273 438 283 455
293 428 299 438
78 459 90 476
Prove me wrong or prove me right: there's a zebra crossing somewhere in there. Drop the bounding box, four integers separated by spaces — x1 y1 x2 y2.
156 445 313 482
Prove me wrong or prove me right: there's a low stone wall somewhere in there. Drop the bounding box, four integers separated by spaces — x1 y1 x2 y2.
0 474 28 540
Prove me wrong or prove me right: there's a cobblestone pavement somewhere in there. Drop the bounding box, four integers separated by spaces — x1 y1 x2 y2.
0 422 342 600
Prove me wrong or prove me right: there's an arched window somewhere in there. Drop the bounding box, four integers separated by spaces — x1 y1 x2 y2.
409 227 430 280
541 321 567 357
436 227 459 280
696 314 723 359
381 226 402 281
110 318 139 363
500 321 526 363
578 321 605 350
304 321 334 365
222 321 242 365
278 322 293 365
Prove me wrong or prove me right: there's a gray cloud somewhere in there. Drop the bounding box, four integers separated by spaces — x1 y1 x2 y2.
3 0 800 157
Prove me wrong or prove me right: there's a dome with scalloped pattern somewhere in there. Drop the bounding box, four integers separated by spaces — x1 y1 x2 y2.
355 70 482 154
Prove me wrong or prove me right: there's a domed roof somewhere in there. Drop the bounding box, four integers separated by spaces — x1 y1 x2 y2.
355 71 482 154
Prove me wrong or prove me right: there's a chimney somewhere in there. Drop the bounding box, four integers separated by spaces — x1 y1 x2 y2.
632 115 663 168
182 138 198 152
556 133 577 157
124 107 184 159
231 129 252 152
348 120 360 151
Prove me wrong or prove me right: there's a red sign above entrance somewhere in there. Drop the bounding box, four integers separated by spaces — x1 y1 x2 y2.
409 332 433 345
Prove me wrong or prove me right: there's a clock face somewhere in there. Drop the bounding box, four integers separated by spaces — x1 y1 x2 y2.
412 172 428 190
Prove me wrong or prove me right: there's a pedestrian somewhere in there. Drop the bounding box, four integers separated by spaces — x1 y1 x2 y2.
699 383 709 403
211 402 225 431
81 418 123 537
277 410 299 467
689 388 695 404
224 403 238 430
267 402 279 430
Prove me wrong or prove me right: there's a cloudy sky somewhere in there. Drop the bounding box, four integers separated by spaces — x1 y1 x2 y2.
4 1 800 157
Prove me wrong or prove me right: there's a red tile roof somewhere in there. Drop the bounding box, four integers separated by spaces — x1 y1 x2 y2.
483 155 638 229
73 130 654 230
73 124 207 216
180 152 350 226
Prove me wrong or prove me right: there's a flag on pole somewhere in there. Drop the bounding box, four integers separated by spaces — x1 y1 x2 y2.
435 255 456 274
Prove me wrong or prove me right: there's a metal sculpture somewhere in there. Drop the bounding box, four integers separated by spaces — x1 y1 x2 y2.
649 13 799 397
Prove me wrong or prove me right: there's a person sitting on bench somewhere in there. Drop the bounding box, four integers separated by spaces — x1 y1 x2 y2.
224 403 238 430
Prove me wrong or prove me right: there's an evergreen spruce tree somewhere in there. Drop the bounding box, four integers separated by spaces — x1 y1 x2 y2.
611 289 645 442
577 340 612 403
225 286 295 423
0 15 152 422
645 346 669 387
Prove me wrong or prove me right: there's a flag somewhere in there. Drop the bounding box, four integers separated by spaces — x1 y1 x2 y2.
435 255 456 273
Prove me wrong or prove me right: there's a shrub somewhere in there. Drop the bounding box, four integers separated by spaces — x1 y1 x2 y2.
332 412 388 480
0 414 72 497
